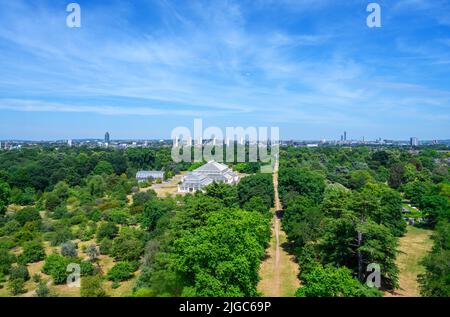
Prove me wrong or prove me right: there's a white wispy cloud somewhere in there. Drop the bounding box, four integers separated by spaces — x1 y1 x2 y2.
0 0 448 139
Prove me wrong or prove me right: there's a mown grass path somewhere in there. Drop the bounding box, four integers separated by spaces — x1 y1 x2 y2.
257 159 300 297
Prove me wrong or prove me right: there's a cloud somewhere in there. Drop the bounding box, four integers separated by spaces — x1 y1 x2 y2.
0 0 448 139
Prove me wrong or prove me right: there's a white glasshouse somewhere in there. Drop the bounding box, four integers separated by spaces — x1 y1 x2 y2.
178 160 239 193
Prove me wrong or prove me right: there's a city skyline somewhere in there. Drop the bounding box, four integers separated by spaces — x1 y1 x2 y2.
0 0 449 140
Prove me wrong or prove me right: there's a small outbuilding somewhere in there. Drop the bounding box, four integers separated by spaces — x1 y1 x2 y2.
136 170 165 182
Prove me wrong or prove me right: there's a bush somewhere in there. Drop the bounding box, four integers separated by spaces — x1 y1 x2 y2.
107 262 135 282
19 240 46 264
99 238 112 255
47 225 73 246
45 193 62 212
42 254 70 285
52 204 68 219
8 278 26 296
80 261 95 276
35 281 50 297
107 208 130 225
296 265 382 297
0 247 15 275
9 265 30 281
111 233 144 262
15 207 41 226
96 222 119 242
60 241 78 258
86 244 99 262
81 275 107 297
32 273 41 283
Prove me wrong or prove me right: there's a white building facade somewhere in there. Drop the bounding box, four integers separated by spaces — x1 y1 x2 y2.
178 160 239 193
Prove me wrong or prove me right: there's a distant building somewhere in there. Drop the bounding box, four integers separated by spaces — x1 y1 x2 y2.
67 139 72 147
136 170 165 182
105 132 110 144
344 131 347 141
178 160 239 193
410 137 419 146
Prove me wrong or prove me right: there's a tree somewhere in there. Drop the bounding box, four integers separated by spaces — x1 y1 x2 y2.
205 182 239 208
60 241 78 258
111 232 144 262
378 188 406 236
107 208 130 225
47 224 73 246
86 244 100 262
279 167 326 205
19 240 46 264
99 238 112 255
81 275 107 297
243 196 269 214
9 264 30 281
87 175 106 198
15 206 41 226
8 278 26 296
173 208 270 296
94 161 115 176
42 254 70 285
237 173 274 209
45 192 63 212
35 281 51 297
0 180 11 215
347 170 374 190
421 195 450 225
418 220 450 296
296 265 381 297
96 222 119 242
139 198 174 231
0 247 15 275
53 181 70 201
52 204 68 219
388 163 405 189
12 187 35 206
107 262 135 282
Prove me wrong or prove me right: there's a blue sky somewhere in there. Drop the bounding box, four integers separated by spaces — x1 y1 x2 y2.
0 0 449 140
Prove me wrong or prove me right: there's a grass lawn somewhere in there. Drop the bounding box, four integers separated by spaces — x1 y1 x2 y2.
150 172 187 198
386 226 433 297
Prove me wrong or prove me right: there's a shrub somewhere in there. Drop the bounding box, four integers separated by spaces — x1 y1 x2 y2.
42 254 70 285
99 238 112 255
47 225 73 246
96 222 119 242
80 261 95 276
32 273 41 283
15 207 41 226
52 204 68 219
60 241 78 258
45 193 62 212
0 247 15 275
111 233 144 262
80 275 106 297
8 278 26 296
107 208 130 225
86 244 99 262
9 264 30 281
107 262 134 282
35 281 50 297
19 240 46 264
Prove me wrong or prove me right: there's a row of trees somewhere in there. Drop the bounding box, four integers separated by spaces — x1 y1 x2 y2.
0 146 187 196
279 146 449 297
